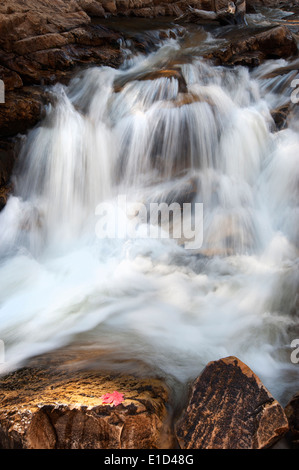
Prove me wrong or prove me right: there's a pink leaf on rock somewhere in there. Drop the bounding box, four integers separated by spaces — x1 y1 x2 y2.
100 391 124 406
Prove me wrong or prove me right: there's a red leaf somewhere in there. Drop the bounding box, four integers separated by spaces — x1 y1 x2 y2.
100 391 124 406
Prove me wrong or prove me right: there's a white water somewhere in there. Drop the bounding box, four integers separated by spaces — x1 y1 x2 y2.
0 32 298 404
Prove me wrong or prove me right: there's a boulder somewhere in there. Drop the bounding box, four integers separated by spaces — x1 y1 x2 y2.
0 349 171 449
113 68 188 93
285 391 299 449
175 356 289 449
78 0 106 17
0 65 23 92
208 25 298 66
0 87 50 138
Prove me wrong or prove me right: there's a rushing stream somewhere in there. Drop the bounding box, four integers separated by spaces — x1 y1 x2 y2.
0 9 298 406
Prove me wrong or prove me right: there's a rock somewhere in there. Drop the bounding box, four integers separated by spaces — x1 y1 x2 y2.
208 25 298 66
285 392 299 449
102 0 118 14
13 33 70 56
0 2 127 203
0 87 50 138
78 0 106 17
0 65 23 91
0 182 13 211
176 1 247 26
113 68 187 93
0 139 17 185
0 349 171 449
271 103 292 131
175 356 289 449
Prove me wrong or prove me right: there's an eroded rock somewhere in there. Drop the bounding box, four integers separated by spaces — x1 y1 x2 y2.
285 391 299 449
175 356 289 449
0 349 171 449
208 25 298 66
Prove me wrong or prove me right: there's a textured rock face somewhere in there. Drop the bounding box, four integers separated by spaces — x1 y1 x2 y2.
285 392 299 448
0 350 171 449
207 25 298 66
175 357 289 449
0 1 124 141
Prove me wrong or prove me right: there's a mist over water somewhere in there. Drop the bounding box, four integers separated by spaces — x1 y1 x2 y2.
0 26 298 404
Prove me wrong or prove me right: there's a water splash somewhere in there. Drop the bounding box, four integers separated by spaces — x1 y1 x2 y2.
0 33 298 404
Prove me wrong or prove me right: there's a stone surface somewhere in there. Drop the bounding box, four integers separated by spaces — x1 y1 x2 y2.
285 391 299 449
208 25 298 66
175 356 289 449
0 348 171 449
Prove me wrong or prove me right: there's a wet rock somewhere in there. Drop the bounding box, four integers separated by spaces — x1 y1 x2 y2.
271 103 292 131
0 349 171 449
285 391 299 449
0 139 16 210
0 87 50 138
176 1 246 26
138 69 188 92
113 68 188 93
209 25 298 66
0 139 17 185
175 356 289 449
0 182 13 211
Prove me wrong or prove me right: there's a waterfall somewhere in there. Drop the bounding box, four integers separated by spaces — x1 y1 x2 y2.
0 34 298 404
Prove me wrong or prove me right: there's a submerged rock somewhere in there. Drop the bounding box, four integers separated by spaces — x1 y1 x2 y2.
0 349 171 449
175 356 289 449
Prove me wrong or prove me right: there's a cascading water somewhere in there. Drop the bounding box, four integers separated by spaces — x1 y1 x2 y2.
0 23 298 406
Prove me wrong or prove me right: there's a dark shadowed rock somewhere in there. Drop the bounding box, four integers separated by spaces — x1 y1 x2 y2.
0 348 171 449
271 103 292 131
175 356 289 449
0 87 51 138
285 391 299 449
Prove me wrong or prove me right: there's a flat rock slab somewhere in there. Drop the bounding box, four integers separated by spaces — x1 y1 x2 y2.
0 349 170 449
175 356 289 449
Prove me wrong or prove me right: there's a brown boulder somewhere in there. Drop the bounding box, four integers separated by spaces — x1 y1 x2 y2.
0 87 50 138
0 65 23 92
175 356 289 449
78 0 106 17
285 392 299 448
209 26 298 66
0 349 171 449
113 68 187 93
